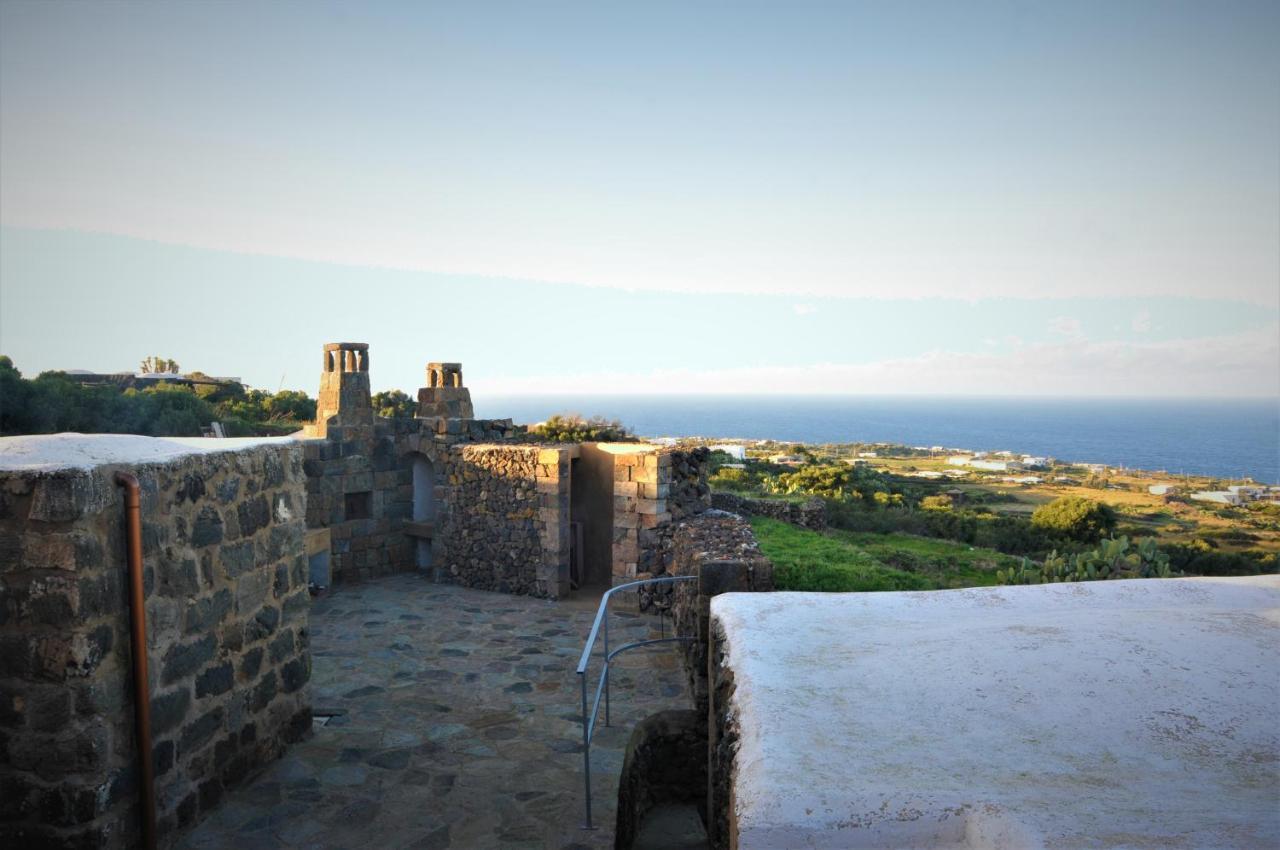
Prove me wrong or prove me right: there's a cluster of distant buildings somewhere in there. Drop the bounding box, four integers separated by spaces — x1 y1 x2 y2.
1183 484 1280 507
945 451 1051 473
697 440 1279 506
64 369 243 391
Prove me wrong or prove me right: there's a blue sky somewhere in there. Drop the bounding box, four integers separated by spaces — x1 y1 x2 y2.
1 1 1277 396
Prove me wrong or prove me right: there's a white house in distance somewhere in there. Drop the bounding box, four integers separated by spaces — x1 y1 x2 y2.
972 459 1024 472
1149 483 1178 496
1191 486 1275 506
1192 491 1244 506
947 455 1025 473
708 444 747 460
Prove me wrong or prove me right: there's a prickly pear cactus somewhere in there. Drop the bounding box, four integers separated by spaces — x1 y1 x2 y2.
995 536 1183 586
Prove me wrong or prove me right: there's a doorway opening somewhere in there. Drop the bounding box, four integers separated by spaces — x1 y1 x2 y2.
572 446 617 591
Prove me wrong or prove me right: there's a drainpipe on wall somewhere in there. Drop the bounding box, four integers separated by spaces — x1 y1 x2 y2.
115 471 158 850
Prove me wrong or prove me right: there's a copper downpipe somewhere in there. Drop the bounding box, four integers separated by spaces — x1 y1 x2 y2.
115 471 157 850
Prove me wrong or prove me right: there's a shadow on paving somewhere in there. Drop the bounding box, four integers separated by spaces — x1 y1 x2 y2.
179 573 690 850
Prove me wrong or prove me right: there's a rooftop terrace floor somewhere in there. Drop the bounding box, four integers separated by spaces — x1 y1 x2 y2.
180 574 688 850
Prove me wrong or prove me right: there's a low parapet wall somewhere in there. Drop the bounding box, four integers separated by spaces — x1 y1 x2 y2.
666 511 773 718
0 435 312 849
710 492 825 530
708 578 1280 850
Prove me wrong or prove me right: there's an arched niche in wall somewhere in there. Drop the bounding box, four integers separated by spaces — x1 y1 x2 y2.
411 453 437 569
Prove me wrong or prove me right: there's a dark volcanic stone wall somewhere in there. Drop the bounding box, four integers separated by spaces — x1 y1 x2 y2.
0 443 311 850
668 447 712 520
707 613 740 850
439 444 571 599
710 491 826 530
667 511 773 717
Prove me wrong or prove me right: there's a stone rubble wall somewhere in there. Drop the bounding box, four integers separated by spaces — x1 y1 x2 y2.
668 447 712 520
666 511 773 718
710 491 826 530
0 444 311 850
707 612 740 850
439 444 571 599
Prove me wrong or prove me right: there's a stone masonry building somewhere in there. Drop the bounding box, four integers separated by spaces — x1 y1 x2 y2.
0 341 721 849
297 342 712 599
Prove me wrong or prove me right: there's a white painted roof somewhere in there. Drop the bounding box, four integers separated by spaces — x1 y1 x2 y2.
713 577 1280 849
0 433 296 472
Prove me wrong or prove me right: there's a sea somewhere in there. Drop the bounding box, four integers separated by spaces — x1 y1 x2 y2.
473 395 1280 484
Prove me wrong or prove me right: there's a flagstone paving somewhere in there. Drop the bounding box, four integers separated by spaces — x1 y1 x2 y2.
179 573 691 850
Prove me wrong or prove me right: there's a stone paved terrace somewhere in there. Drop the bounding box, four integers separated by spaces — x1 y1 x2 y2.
180 574 690 850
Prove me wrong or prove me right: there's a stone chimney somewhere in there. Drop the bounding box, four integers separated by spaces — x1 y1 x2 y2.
310 342 373 437
417 362 474 419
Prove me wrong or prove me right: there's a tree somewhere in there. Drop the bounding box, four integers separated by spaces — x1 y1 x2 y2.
1030 496 1117 543
0 355 30 434
0 358 314 437
139 355 180 374
372 389 416 419
767 463 896 504
530 414 633 443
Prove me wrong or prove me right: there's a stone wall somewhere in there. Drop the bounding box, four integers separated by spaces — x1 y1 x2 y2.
614 709 708 850
438 444 572 599
619 447 713 590
301 420 412 583
707 613 739 850
0 440 311 849
710 492 826 530
668 448 712 520
666 511 773 717
301 416 517 584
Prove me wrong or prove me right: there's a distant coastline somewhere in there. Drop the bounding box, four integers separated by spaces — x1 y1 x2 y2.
475 395 1280 484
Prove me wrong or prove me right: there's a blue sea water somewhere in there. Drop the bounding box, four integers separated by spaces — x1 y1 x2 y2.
473 395 1280 484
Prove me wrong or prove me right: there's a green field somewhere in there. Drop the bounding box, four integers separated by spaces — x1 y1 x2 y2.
751 517 1018 592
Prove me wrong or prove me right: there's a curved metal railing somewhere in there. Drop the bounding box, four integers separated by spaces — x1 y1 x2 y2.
576 574 697 829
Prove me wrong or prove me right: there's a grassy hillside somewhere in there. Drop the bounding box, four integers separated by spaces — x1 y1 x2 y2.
751 517 1017 592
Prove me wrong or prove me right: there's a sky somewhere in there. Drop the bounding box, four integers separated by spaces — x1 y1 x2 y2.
1 1 1277 397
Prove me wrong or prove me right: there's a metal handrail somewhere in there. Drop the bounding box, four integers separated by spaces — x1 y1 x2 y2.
576 574 697 829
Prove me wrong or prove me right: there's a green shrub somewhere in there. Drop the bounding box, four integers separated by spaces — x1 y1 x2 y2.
530 413 633 443
1162 544 1277 576
1030 496 1117 543
709 466 761 493
761 463 898 504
